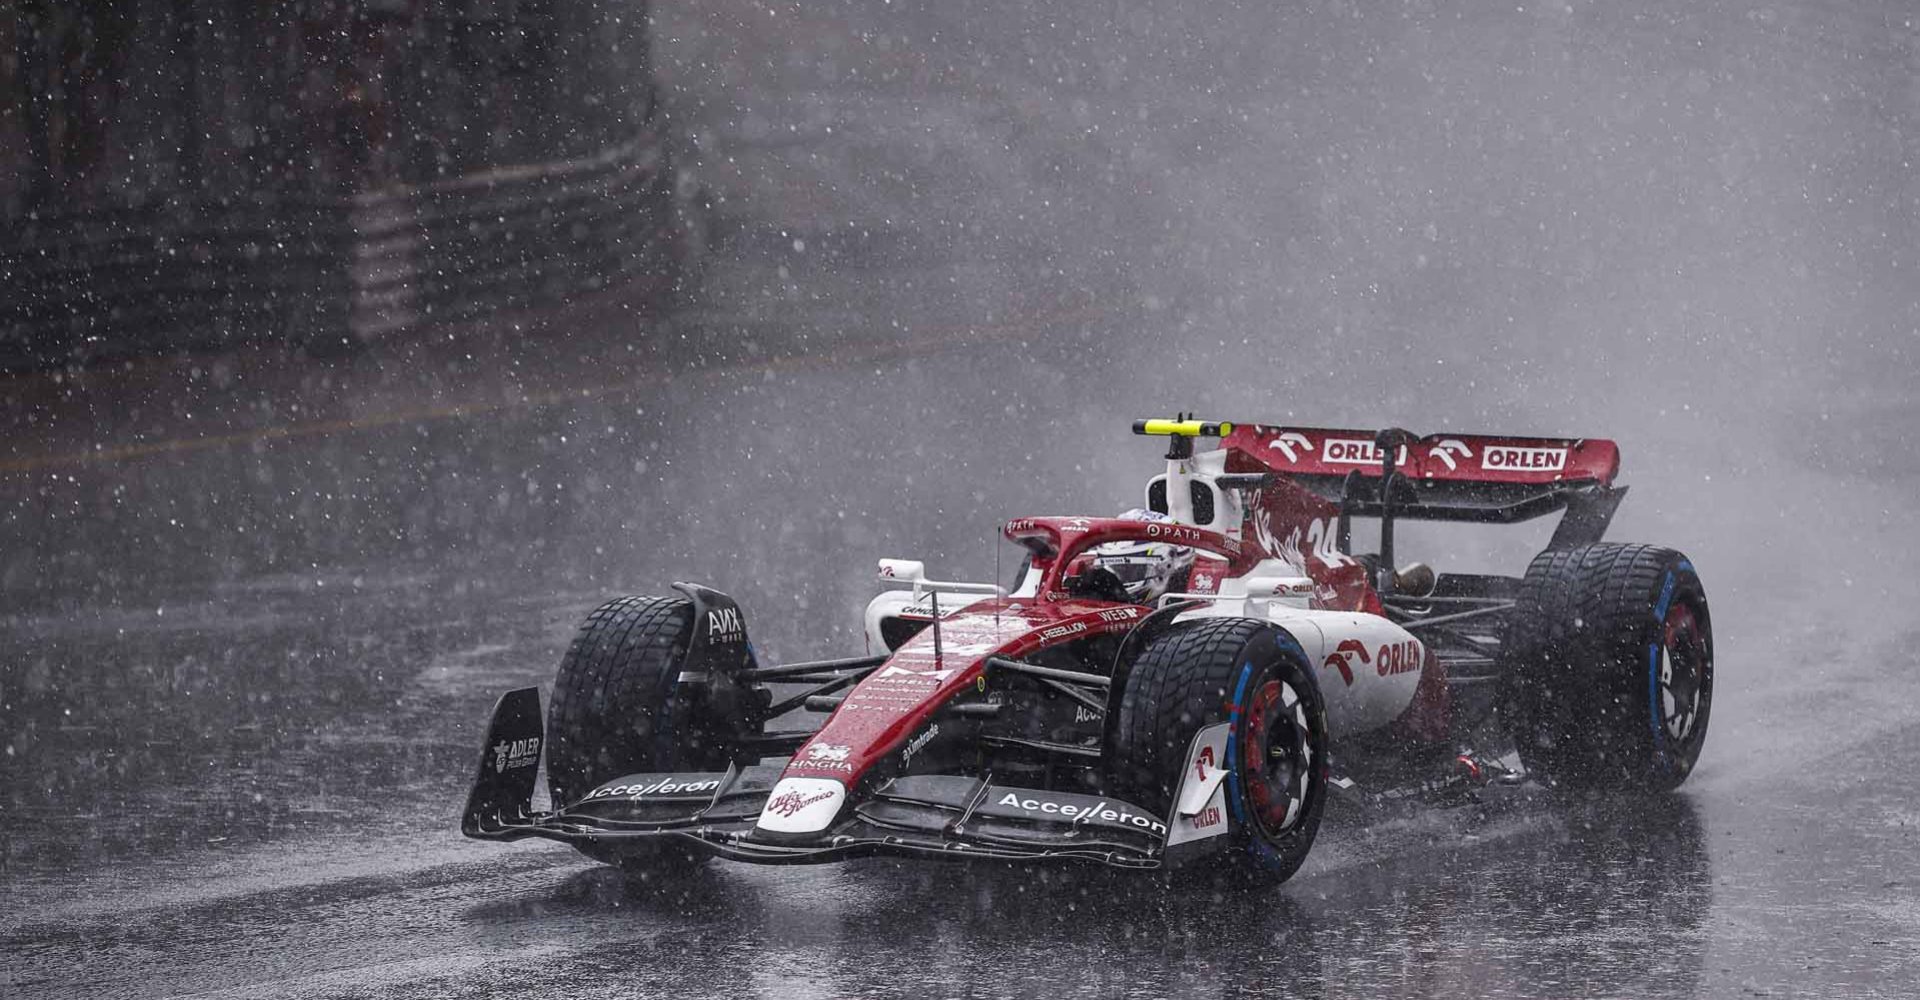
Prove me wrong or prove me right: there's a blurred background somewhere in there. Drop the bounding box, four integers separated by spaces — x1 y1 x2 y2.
2 0 687 366
2 1 1918 997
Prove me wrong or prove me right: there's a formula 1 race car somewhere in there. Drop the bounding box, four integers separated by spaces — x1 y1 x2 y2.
462 418 1713 883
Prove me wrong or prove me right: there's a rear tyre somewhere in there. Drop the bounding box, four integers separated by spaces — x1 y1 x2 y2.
1108 618 1328 884
1499 544 1713 792
547 595 731 869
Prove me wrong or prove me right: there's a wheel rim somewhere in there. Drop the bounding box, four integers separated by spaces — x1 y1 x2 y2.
1659 603 1709 743
1242 678 1313 836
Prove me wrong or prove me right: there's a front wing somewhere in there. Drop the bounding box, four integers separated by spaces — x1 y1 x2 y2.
461 688 1231 869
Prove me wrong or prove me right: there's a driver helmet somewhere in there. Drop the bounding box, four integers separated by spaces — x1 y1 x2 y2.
1085 508 1195 604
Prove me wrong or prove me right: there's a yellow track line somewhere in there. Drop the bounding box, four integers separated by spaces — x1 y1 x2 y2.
1 304 1100 475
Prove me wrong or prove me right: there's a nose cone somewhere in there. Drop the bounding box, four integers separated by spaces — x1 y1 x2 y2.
754 777 847 836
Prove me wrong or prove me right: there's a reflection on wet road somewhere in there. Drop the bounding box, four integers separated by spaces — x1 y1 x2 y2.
9 701 1919 1000
5 0 1920 996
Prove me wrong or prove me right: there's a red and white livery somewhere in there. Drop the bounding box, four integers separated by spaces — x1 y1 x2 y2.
461 418 1715 885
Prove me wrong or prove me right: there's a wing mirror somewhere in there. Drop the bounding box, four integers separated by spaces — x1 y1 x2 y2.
876 559 1005 597
877 559 926 582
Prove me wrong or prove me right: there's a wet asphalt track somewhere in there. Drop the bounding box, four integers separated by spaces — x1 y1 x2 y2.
5 1 1920 997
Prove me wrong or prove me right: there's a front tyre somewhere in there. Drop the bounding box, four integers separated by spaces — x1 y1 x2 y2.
1500 544 1714 792
1109 618 1329 884
547 595 728 870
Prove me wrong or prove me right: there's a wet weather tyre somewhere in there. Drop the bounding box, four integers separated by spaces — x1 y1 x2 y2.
1108 618 1328 884
1499 544 1713 792
546 596 722 871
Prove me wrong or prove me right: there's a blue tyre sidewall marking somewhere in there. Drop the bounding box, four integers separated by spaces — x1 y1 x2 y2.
1226 631 1313 869
1225 662 1254 829
1649 568 1680 771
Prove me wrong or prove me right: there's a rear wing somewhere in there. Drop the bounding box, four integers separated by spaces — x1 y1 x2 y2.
1220 423 1626 552
1224 425 1619 486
